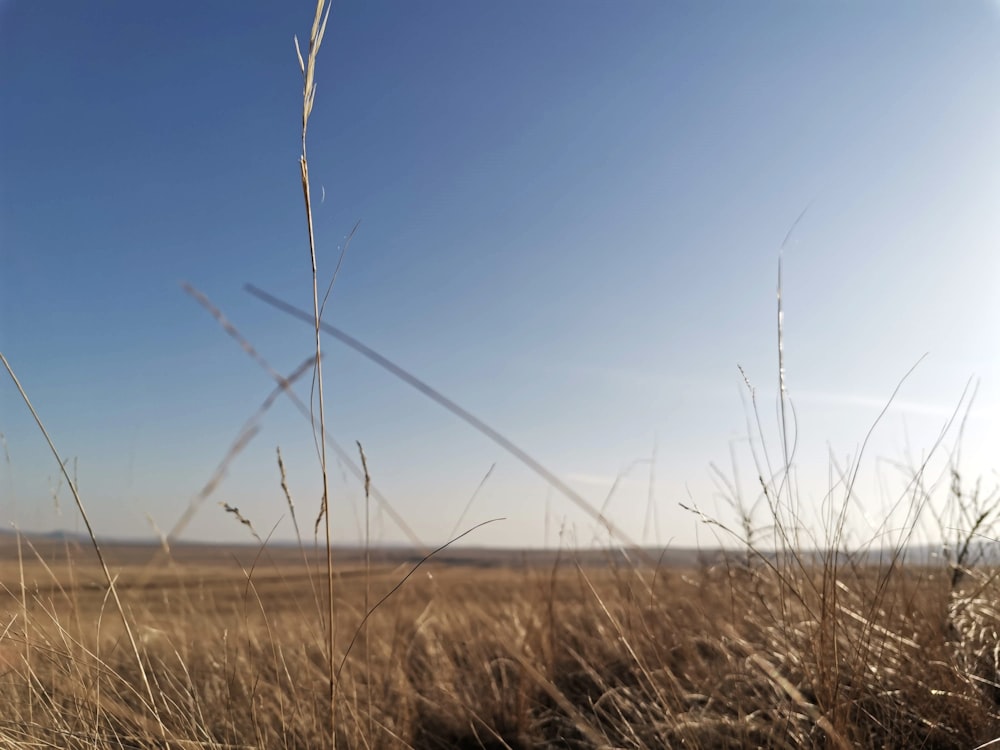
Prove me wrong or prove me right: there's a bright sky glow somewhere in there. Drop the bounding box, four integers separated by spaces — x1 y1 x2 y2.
1 2 998 550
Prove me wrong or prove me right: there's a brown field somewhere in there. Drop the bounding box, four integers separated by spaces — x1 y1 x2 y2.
3 3 995 748
0 537 997 748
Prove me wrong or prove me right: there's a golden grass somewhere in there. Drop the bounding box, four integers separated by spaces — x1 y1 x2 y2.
2 1 997 747
0 541 996 748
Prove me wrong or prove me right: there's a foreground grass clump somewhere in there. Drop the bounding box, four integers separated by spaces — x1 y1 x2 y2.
0 543 997 748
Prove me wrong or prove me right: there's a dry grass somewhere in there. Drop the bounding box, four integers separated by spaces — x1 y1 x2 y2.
0 541 994 748
2 1 997 747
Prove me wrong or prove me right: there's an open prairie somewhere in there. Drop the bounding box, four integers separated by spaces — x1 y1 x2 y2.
3 0 997 747
0 537 998 748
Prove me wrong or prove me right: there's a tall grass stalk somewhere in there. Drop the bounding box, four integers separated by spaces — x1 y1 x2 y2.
293 0 336 741
356 440 373 741
0 353 164 735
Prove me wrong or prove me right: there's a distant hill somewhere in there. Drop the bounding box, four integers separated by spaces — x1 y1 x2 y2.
0 528 983 571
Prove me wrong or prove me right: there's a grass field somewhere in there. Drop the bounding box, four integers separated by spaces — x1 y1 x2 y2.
0 537 998 748
2 2 996 747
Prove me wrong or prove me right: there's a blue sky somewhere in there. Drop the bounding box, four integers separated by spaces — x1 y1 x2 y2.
1 2 997 549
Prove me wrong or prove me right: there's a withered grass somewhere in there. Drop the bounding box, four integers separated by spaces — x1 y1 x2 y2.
0 541 997 748
1 0 997 746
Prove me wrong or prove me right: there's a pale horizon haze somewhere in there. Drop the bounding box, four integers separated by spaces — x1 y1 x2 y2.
1 2 998 550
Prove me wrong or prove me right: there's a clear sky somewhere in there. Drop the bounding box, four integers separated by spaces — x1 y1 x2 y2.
1 2 998 550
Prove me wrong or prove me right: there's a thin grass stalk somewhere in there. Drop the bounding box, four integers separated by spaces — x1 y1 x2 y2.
294 0 335 741
357 441 373 741
776 206 810 524
16 529 33 725
335 517 503 683
0 352 164 735
278 446 322 615
776 257 793 514
449 462 495 539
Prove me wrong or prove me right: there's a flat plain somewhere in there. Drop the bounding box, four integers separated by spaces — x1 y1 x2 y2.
0 537 998 748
